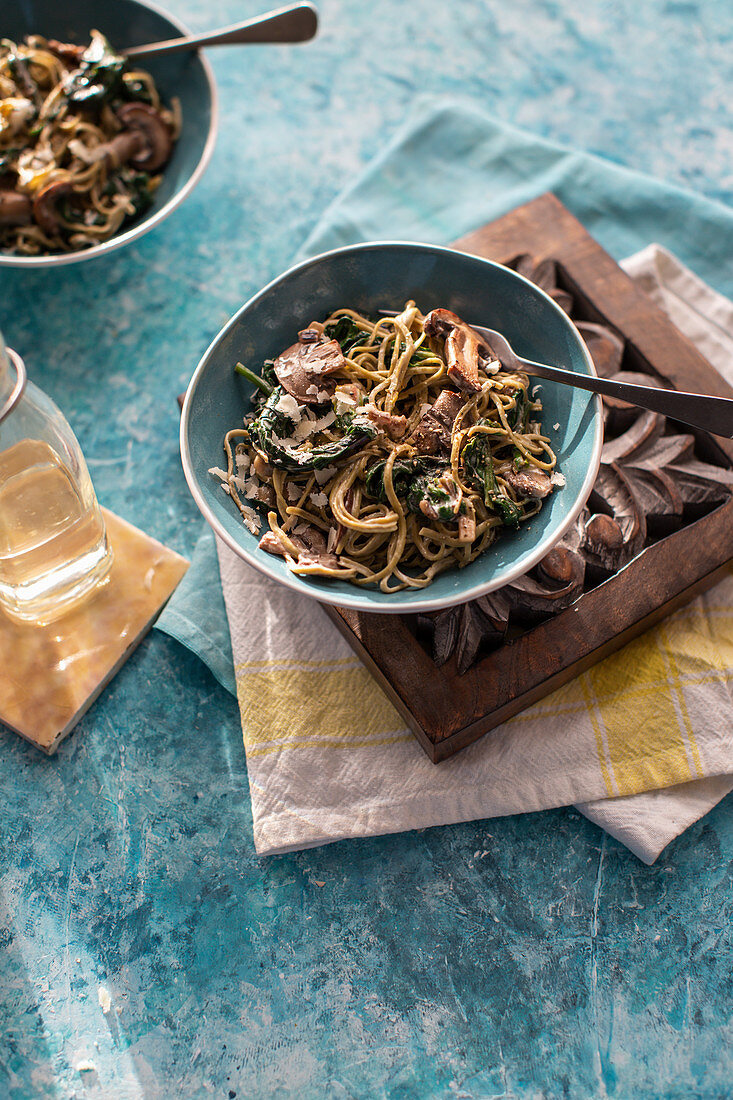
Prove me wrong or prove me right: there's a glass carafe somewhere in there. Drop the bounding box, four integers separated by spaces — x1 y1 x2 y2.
0 335 112 624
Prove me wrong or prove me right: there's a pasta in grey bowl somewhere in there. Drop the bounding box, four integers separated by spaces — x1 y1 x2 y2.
0 0 217 267
181 241 603 614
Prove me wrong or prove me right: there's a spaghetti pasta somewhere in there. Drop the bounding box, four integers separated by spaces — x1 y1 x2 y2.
0 30 179 255
213 303 560 593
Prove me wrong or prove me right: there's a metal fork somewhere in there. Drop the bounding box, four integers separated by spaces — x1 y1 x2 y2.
378 308 733 437
472 325 733 439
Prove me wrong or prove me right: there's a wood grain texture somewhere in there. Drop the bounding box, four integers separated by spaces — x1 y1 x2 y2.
324 194 733 761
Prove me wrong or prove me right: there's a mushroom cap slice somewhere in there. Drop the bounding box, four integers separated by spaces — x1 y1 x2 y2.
32 180 74 235
116 102 173 172
101 129 145 170
0 189 32 227
423 308 485 393
273 338 347 405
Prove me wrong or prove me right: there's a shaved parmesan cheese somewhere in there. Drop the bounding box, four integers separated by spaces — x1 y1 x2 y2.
240 505 261 534
67 139 108 165
293 418 315 443
208 466 228 481
334 390 357 415
314 410 336 431
286 482 302 502
309 491 328 508
551 471 566 487
275 393 302 420
235 452 251 472
0 97 34 136
314 465 337 485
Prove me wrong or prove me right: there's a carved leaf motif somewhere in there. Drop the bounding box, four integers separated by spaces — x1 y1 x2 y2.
427 253 733 673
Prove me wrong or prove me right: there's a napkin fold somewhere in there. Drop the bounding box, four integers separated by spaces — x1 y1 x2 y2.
157 103 733 861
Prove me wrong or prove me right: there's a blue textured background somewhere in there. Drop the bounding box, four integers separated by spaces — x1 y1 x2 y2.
2 2 732 1097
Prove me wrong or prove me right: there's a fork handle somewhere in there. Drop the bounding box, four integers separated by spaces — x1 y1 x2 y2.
123 3 318 57
522 358 733 439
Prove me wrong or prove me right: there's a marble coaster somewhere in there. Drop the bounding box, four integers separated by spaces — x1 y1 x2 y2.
0 508 189 754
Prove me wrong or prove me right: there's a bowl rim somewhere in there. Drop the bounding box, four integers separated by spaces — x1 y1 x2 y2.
0 0 219 269
180 240 604 614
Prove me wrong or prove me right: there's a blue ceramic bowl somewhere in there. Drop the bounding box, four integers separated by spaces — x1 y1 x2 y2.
0 0 217 268
181 242 603 614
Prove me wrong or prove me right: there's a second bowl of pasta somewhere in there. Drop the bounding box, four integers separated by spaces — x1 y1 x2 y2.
0 0 217 266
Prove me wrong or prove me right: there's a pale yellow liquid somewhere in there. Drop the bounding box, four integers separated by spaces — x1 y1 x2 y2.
0 439 111 622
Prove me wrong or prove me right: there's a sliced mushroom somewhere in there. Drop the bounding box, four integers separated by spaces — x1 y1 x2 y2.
410 388 464 455
47 40 86 66
498 463 553 500
258 523 340 570
363 404 408 440
100 129 145 170
32 180 74 235
423 309 485 393
116 102 172 172
621 467 683 536
0 189 31 226
274 338 347 405
623 432 695 471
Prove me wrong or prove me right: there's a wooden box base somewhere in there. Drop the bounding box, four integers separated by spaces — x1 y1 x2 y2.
323 194 733 762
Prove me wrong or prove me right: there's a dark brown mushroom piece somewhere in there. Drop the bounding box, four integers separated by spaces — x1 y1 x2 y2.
525 257 557 292
47 40 86 66
0 190 32 227
32 180 74 236
497 462 553 500
273 338 347 405
259 523 340 570
410 388 464 455
363 405 408 440
423 309 486 393
116 103 173 172
99 129 145 170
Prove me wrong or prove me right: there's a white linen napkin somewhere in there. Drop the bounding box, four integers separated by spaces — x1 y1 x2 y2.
218 245 733 862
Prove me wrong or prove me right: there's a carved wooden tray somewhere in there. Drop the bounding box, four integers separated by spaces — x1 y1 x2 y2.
323 194 733 762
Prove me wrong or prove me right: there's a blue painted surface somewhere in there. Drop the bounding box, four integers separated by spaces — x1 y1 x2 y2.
1 1 732 1096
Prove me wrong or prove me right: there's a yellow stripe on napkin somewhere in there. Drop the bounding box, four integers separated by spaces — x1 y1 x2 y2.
235 659 411 757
